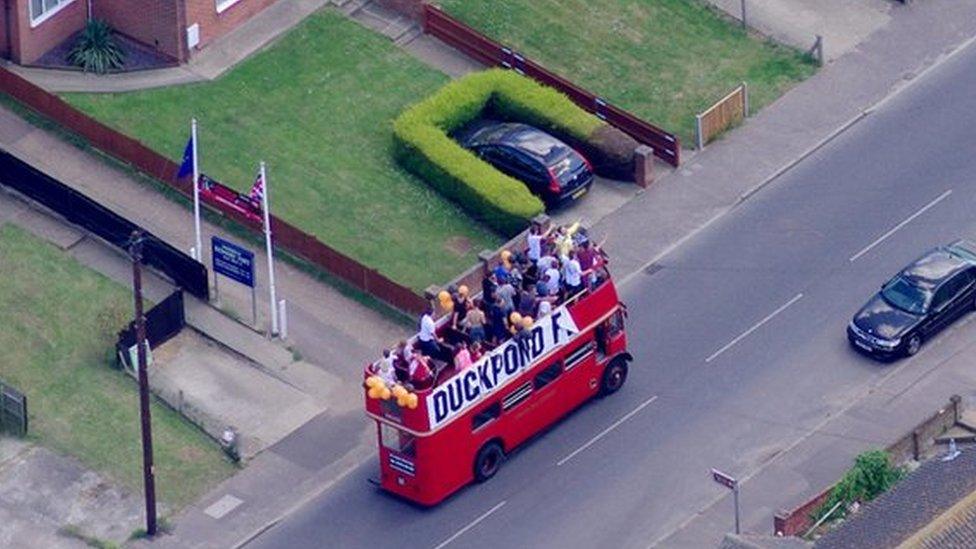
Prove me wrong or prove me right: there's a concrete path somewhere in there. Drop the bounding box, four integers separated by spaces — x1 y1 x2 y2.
706 0 893 62
4 0 331 93
0 438 141 548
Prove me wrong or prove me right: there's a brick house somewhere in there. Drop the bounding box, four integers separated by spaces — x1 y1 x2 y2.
0 0 279 65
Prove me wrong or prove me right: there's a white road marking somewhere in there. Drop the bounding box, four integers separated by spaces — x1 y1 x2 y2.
705 293 804 363
557 395 659 466
848 189 953 262
433 501 507 549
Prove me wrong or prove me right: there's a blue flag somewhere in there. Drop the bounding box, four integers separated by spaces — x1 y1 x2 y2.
176 136 194 179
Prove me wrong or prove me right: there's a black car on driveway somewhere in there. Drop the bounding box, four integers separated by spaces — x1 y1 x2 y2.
455 121 594 207
848 240 976 359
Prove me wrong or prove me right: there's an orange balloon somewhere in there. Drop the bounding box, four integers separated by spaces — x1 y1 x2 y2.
438 290 451 303
380 386 392 400
366 375 383 388
368 386 382 399
392 385 408 398
407 393 419 409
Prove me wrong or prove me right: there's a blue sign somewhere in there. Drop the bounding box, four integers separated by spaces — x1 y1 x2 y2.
212 236 254 287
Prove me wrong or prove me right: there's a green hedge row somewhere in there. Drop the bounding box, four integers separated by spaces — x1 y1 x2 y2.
393 69 636 236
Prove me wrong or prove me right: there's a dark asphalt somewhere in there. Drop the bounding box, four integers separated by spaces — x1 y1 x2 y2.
249 36 976 549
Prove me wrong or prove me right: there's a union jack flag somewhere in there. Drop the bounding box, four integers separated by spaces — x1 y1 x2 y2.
248 171 264 208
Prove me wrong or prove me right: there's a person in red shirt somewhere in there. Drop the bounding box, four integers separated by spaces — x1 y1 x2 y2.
408 349 433 389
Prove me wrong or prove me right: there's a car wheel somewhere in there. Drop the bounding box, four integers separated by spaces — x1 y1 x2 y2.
904 334 922 357
600 357 629 396
474 441 504 483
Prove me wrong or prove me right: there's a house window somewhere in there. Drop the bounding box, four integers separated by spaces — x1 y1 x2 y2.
215 0 243 14
29 0 75 27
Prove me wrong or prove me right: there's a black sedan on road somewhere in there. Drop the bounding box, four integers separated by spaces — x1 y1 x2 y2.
848 241 976 359
455 121 594 207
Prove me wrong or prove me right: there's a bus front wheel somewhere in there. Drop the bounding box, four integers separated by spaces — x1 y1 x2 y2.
600 358 629 396
474 441 504 482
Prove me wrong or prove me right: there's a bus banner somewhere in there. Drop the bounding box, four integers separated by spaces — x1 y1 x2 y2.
427 306 580 429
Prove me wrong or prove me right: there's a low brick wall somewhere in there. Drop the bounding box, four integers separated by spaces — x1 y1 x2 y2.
772 395 964 537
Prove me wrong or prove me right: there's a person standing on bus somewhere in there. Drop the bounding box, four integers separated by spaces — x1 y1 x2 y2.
418 305 449 361
453 341 473 372
462 299 486 344
563 250 583 297
496 277 516 313
488 296 508 345
408 349 434 389
544 264 561 297
482 271 498 304
375 349 397 386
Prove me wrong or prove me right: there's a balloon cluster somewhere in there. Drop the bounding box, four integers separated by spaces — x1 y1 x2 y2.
366 376 418 409
437 290 454 313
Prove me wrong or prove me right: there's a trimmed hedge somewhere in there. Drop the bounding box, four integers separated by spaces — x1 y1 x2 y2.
393 69 637 236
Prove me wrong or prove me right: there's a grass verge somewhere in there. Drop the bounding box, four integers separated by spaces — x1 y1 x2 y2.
62 9 502 290
0 224 235 509
440 0 818 143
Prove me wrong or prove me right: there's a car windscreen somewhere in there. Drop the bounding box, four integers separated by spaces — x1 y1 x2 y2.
548 152 586 184
881 276 930 315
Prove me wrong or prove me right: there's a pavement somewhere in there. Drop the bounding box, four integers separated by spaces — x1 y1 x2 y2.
3 0 332 92
0 437 141 548
705 0 893 62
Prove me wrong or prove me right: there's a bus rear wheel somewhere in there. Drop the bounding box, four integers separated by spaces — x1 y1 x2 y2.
600 358 628 396
474 441 504 482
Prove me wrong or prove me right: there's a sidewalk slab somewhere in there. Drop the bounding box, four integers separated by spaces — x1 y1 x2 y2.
0 440 142 547
151 330 325 460
706 0 893 61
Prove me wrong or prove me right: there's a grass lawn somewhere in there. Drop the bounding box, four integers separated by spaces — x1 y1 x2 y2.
440 0 818 144
0 224 234 510
63 10 501 291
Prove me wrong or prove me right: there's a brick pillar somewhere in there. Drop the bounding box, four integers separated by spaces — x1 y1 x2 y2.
634 145 655 188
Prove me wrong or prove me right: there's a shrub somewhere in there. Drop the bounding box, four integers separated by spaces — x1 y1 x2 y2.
68 20 125 74
393 69 638 235
814 450 905 523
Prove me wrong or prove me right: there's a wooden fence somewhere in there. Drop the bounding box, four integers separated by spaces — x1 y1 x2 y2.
422 4 681 167
0 66 428 315
695 83 748 150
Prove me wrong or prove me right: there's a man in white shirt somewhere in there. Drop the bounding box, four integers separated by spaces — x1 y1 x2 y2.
562 250 582 295
544 266 561 297
418 305 442 359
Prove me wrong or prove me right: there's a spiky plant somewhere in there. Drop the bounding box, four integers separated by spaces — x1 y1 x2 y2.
68 19 125 74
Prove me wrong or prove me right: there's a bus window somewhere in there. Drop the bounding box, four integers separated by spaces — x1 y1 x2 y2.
380 423 416 457
534 362 563 390
472 402 501 431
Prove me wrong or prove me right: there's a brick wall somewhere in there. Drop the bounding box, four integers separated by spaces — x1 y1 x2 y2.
0 3 10 59
10 0 86 64
93 0 183 61
183 0 277 56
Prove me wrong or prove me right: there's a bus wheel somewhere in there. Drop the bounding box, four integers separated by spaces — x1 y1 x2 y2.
600 358 628 396
474 441 504 482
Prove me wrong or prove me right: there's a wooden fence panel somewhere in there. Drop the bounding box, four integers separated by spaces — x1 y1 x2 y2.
696 83 747 149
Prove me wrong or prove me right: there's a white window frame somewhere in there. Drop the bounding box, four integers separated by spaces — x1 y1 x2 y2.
29 0 77 29
215 0 243 15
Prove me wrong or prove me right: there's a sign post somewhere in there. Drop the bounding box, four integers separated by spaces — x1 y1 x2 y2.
711 468 740 535
211 236 257 325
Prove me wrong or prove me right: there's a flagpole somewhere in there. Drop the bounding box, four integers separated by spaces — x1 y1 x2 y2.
191 118 202 262
260 161 279 336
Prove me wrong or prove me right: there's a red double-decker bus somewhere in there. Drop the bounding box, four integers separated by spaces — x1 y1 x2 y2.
363 267 630 506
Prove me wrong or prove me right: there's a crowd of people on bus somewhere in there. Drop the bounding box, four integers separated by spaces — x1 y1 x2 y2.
370 222 608 392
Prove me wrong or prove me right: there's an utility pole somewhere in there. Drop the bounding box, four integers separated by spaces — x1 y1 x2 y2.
129 230 157 537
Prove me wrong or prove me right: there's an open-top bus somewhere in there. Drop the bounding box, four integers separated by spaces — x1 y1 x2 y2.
363 264 630 506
